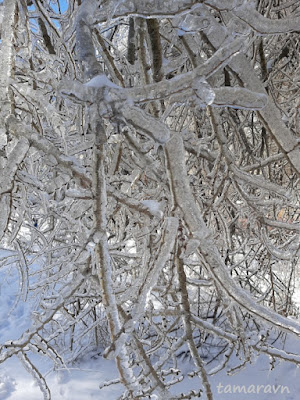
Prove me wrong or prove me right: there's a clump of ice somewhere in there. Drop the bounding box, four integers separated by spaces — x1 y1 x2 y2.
178 14 209 34
193 79 215 106
141 200 164 219
85 75 120 89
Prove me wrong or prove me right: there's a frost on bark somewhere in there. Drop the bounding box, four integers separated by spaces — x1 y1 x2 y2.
0 0 300 399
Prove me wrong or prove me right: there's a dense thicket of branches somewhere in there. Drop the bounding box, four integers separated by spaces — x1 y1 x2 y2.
0 0 299 399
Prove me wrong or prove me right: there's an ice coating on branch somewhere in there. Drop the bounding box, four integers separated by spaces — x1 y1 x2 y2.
85 74 121 89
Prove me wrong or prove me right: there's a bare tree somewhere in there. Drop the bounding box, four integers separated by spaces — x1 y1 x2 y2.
0 0 299 398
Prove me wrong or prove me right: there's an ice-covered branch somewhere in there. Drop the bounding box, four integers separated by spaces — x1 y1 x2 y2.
5 115 92 189
165 133 300 337
108 186 162 217
17 352 51 400
261 217 300 233
176 255 213 400
1 1 299 396
0 275 85 362
198 5 300 175
0 138 30 195
93 0 201 22
207 107 292 199
0 0 17 146
253 344 300 366
131 217 178 321
60 35 243 106
121 105 171 144
92 138 138 394
191 315 237 342
212 87 267 110
76 0 102 80
203 0 248 11
233 5 300 35
0 137 29 241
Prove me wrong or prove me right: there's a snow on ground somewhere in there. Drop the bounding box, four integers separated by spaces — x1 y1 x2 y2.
1 344 299 399
0 355 123 400
1 249 299 399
